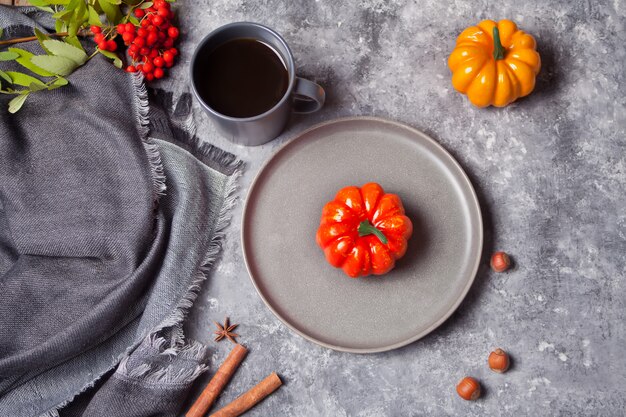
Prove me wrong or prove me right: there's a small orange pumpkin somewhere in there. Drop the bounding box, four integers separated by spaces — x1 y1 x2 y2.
448 19 541 107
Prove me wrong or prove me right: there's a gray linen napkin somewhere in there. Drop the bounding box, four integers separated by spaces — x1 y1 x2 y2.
0 7 242 417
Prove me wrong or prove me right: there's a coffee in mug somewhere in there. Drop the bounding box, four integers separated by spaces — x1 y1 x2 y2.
190 22 325 146
194 38 289 118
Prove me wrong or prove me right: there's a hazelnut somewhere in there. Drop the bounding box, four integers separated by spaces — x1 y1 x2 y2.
490 251 511 272
456 376 481 401
488 348 510 373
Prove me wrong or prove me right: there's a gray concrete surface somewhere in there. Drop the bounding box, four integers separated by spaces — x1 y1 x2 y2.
164 0 625 415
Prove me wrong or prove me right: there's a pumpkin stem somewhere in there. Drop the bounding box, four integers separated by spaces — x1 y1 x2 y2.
357 220 388 245
492 26 505 60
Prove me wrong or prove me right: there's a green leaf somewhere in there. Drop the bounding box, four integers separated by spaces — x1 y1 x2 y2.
139 1 153 8
0 51 19 61
27 0 65 6
0 28 3 38
99 49 122 68
128 15 140 26
29 82 48 92
55 19 67 34
97 0 121 23
0 70 12 84
62 0 85 36
72 0 88 35
4 71 46 88
65 0 80 11
88 5 103 26
52 9 73 19
34 28 50 40
51 77 69 87
9 48 56 77
34 28 52 54
105 0 122 4
64 35 83 50
37 76 70 91
68 14 80 37
8 93 29 114
42 40 87 65
35 5 56 13
30 55 77 76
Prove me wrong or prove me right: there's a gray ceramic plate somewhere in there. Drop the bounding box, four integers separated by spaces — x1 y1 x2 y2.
242 117 482 353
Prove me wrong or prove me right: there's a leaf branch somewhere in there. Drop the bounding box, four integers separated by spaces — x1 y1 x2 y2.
0 32 69 47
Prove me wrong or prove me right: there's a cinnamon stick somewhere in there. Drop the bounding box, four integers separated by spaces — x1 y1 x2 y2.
209 372 282 417
186 343 248 417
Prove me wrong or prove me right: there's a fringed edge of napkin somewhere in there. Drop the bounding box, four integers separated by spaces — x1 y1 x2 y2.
120 80 245 385
146 89 244 338
116 333 209 385
40 336 210 417
124 79 244 388
132 73 168 199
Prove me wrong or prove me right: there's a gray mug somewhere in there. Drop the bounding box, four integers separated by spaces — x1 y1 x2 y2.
190 22 325 146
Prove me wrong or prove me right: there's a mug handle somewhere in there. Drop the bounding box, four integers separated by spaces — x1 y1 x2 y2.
293 77 325 114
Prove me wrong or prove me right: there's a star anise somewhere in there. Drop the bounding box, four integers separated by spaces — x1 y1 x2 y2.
213 316 239 343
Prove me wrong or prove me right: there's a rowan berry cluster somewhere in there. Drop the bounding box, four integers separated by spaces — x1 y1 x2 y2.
90 0 179 81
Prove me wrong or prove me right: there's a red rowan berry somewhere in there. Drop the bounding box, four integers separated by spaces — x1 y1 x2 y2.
157 7 169 17
146 32 157 45
167 26 179 39
151 15 164 26
162 50 174 63
142 60 154 73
